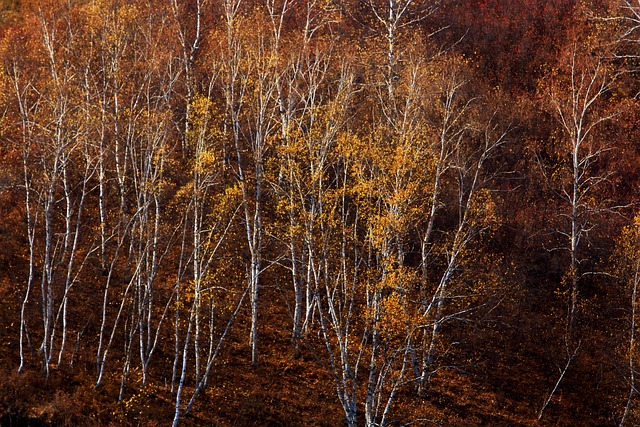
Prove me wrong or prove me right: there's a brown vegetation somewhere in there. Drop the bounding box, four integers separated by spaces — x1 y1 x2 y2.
1 0 640 425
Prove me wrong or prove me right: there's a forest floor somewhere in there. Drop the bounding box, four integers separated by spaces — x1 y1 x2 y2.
0 279 621 426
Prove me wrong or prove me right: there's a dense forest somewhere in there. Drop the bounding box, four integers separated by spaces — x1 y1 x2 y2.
2 0 640 425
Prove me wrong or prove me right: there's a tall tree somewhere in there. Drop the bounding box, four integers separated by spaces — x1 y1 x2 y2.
219 1 291 366
536 14 623 418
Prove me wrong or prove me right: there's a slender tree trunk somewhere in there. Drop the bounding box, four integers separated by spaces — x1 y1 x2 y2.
19 146 36 373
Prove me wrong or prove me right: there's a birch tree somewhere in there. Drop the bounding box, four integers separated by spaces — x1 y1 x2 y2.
267 0 347 356
85 0 180 390
171 92 245 427
219 1 282 366
537 25 622 419
9 2 95 376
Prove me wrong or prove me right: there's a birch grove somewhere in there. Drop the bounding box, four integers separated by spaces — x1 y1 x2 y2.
3 0 640 426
